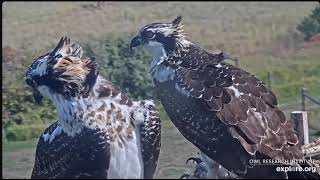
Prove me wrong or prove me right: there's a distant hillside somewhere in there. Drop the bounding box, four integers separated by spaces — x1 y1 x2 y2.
2 1 317 56
2 1 320 127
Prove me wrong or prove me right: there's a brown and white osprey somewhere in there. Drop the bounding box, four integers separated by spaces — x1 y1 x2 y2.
130 16 319 179
25 37 161 179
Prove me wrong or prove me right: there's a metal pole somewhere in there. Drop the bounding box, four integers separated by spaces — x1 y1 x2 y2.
291 111 309 145
301 88 306 111
267 72 272 91
304 94 320 105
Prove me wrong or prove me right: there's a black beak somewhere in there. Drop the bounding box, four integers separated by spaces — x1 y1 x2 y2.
26 77 43 104
130 35 142 50
32 89 43 104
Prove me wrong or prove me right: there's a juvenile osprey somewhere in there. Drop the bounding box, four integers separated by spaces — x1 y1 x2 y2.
130 16 319 178
26 37 161 179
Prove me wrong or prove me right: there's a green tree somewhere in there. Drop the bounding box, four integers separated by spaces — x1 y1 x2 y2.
2 49 56 129
297 4 320 41
84 35 156 100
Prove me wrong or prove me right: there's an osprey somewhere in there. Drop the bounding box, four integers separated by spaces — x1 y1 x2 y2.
25 37 161 179
130 16 319 178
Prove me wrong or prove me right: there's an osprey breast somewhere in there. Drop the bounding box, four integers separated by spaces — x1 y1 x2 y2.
107 130 144 179
145 41 175 83
151 64 175 83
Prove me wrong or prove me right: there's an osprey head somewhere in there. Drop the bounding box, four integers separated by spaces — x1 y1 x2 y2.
130 16 190 58
25 36 98 104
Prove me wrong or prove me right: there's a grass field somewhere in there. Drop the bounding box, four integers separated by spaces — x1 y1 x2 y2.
2 1 320 179
2 2 317 55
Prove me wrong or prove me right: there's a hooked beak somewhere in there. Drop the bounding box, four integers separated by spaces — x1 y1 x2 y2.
32 89 43 104
130 35 142 50
26 78 43 104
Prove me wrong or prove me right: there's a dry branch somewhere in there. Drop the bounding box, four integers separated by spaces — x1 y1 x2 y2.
302 137 320 175
303 137 320 158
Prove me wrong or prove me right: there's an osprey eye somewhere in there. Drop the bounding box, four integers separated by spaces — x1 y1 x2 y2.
145 30 155 39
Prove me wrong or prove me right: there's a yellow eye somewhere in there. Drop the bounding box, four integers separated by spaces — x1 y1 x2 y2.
145 30 155 39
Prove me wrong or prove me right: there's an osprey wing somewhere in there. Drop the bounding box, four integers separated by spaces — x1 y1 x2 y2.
31 122 111 178
175 51 303 161
138 101 161 179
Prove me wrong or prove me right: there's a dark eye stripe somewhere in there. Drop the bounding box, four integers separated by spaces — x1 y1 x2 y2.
63 57 73 62
29 53 49 67
53 54 63 59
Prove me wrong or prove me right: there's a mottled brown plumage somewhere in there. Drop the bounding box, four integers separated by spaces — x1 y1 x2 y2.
175 60 302 161
26 37 161 179
130 16 319 178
